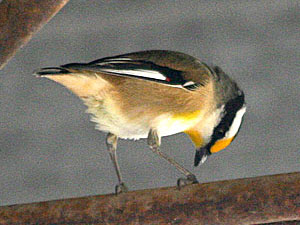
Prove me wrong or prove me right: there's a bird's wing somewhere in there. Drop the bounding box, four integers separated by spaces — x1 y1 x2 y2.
60 51 209 91
35 51 213 91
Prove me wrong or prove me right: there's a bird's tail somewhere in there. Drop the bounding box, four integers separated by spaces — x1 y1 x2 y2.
34 67 72 76
34 64 107 98
34 62 91 77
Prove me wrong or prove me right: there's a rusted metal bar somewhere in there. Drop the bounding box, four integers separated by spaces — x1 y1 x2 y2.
261 221 300 225
0 0 69 70
0 172 299 225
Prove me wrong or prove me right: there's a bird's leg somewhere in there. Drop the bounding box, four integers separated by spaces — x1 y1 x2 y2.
147 129 198 189
106 133 128 194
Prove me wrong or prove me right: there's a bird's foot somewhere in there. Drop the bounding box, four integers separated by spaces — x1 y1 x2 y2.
177 174 198 189
115 182 128 194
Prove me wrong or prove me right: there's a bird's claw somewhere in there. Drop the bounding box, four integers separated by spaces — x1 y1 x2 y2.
177 174 199 189
115 182 128 194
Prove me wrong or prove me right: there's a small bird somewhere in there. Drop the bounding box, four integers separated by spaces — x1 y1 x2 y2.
35 50 246 193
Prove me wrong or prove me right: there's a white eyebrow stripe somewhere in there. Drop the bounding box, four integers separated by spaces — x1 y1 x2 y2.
225 105 246 139
100 68 167 80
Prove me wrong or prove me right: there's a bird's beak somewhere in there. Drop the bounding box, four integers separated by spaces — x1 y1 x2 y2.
194 147 210 167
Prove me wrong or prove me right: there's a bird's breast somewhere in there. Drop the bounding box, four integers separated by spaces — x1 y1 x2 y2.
154 110 204 137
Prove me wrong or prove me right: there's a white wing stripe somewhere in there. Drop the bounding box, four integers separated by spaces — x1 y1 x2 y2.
100 69 167 80
104 58 132 61
183 81 196 86
95 58 133 65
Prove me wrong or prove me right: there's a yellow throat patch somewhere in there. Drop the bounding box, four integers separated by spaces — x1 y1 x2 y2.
170 110 204 148
184 129 204 148
172 110 202 121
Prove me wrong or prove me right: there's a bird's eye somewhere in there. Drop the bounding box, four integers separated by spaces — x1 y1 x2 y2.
216 127 225 136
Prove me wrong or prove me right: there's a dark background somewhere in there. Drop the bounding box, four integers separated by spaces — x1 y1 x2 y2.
0 1 299 206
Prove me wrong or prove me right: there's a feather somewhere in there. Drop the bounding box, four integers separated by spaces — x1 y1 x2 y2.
194 147 210 167
59 57 200 91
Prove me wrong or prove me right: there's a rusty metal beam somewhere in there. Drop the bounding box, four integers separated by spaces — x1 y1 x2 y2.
0 172 299 225
0 0 69 70
263 221 300 225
